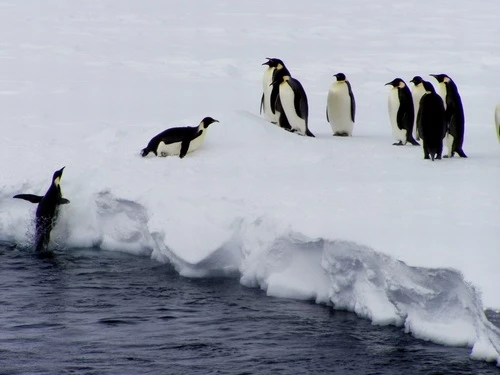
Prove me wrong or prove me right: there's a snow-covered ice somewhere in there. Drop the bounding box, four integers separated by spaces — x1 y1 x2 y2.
0 0 499 365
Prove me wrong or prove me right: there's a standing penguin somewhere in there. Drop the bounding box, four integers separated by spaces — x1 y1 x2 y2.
13 167 70 253
141 117 219 158
495 102 500 144
409 76 426 141
417 81 447 161
385 78 420 146
326 73 356 136
260 58 287 124
271 67 314 137
430 74 467 158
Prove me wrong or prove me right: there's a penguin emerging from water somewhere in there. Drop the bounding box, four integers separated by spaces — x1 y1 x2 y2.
410 76 426 141
141 117 219 158
260 58 287 124
271 67 314 137
385 78 420 146
417 81 447 161
326 73 356 136
430 74 467 158
495 103 500 144
13 167 70 253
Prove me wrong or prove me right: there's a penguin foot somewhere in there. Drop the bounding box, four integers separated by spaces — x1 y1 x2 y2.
392 141 404 146
333 132 349 137
424 154 430 159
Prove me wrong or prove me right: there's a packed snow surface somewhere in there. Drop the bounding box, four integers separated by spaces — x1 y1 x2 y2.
0 0 499 365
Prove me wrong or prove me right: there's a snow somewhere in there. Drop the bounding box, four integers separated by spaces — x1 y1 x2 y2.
1 0 500 365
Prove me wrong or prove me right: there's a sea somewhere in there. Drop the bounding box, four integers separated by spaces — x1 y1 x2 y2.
0 245 498 375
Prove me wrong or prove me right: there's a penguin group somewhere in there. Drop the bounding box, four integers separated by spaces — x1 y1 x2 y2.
11 57 500 254
259 58 476 162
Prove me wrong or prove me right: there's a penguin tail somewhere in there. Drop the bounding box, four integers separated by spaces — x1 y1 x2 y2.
305 129 315 137
456 149 467 158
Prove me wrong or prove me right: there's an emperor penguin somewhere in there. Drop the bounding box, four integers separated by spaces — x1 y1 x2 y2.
430 74 467 158
141 117 219 158
495 102 500 144
326 73 356 136
409 76 426 141
385 78 420 146
271 67 314 137
260 58 287 124
13 167 70 254
417 81 447 161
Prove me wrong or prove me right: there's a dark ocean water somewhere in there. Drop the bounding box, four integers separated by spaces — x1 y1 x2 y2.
0 245 498 375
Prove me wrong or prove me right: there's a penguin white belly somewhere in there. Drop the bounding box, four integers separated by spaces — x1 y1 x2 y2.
445 132 454 157
438 83 447 111
388 89 406 143
262 68 279 124
327 85 353 136
495 103 500 143
156 130 207 157
279 83 306 135
411 87 425 140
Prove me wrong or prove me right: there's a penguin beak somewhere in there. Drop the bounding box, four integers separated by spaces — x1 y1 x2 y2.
384 82 392 86
59 166 65 174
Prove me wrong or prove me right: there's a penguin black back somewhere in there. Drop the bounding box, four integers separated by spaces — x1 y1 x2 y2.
430 74 467 158
13 167 70 253
417 81 446 161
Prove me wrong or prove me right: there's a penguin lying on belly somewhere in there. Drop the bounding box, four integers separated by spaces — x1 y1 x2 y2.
141 117 219 158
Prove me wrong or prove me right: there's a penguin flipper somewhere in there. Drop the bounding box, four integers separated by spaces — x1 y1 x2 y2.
270 84 280 115
260 93 264 115
13 194 43 203
346 81 356 122
179 140 190 159
288 79 308 120
60 198 70 205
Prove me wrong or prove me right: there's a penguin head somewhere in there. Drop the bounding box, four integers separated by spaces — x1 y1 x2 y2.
52 166 65 187
270 67 291 86
385 78 406 88
200 117 219 129
410 76 423 86
334 73 347 82
430 74 450 84
262 58 285 70
422 80 436 94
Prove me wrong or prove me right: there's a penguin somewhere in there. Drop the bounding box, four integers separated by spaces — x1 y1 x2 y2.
495 102 500 144
430 74 467 158
13 167 70 253
326 73 356 136
417 81 447 161
271 67 314 137
409 76 426 141
385 78 419 146
260 58 287 124
141 117 219 158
